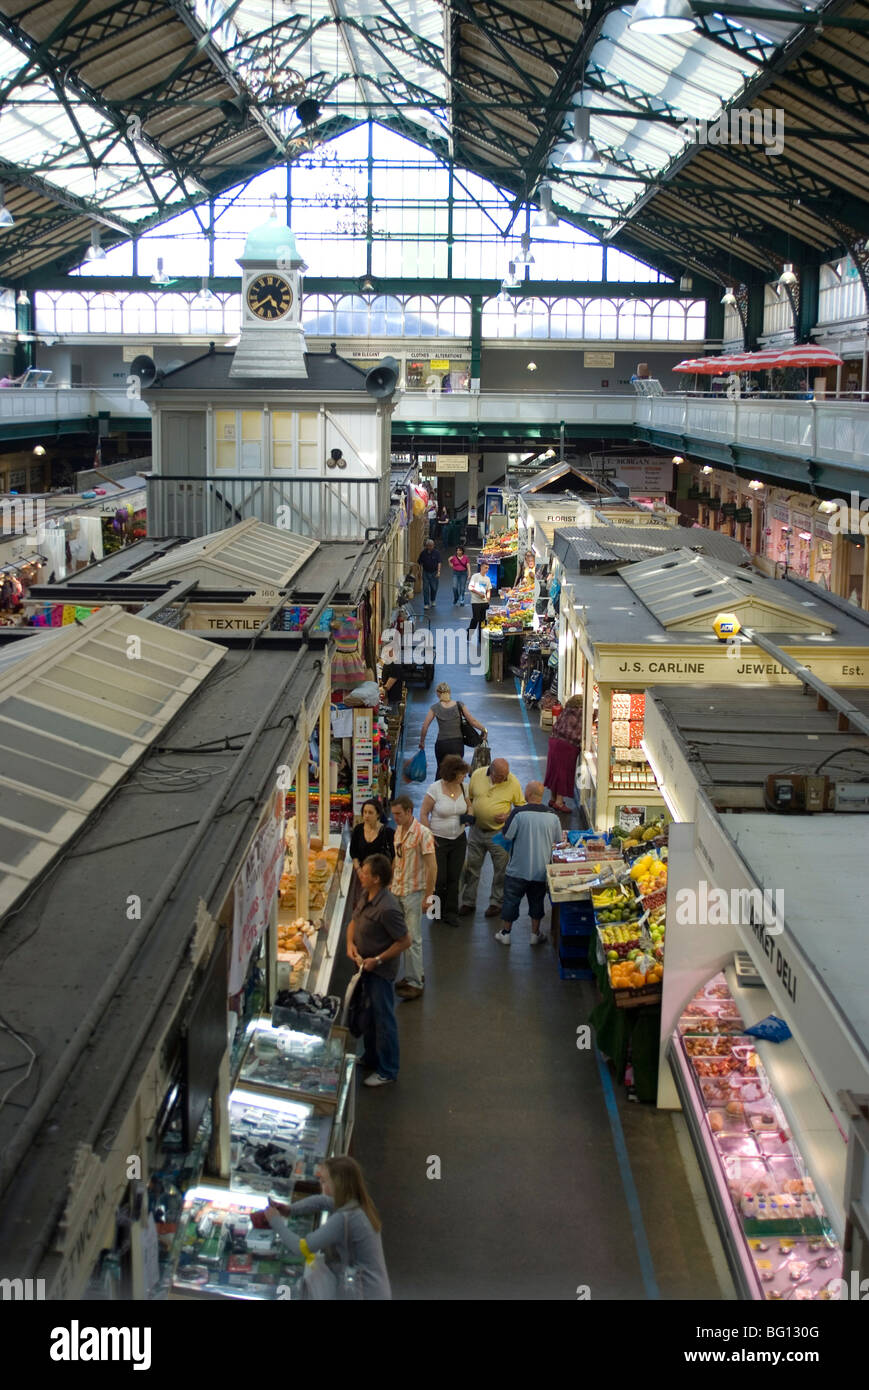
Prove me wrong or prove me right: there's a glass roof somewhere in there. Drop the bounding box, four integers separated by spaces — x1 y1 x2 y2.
621 549 836 631
130 519 319 589
0 608 225 916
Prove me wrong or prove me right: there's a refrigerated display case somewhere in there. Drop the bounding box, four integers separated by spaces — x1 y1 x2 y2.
669 972 844 1301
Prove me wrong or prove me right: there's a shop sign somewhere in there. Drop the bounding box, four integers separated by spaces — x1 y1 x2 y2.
584 351 615 368
436 454 468 473
51 1148 115 1300
229 789 284 995
610 461 673 493
790 511 812 532
596 652 869 684
769 503 790 524
430 359 450 371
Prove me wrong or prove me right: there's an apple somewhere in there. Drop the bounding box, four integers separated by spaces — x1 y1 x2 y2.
607 950 618 963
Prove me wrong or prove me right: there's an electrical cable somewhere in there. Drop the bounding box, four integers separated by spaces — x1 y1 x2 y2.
813 747 869 775
0 1017 36 1118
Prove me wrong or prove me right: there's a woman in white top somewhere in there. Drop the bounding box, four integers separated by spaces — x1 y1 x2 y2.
419 753 470 927
467 560 492 640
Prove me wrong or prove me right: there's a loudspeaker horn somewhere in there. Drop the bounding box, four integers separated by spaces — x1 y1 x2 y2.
128 354 158 388
365 355 399 399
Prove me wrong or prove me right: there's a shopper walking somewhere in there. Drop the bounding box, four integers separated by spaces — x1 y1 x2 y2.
419 754 470 928
459 758 524 918
426 496 438 539
349 800 394 908
418 538 441 610
544 694 584 813
494 781 562 947
467 560 492 642
346 854 411 1087
418 681 486 770
265 1156 391 1300
390 795 437 1000
449 545 470 605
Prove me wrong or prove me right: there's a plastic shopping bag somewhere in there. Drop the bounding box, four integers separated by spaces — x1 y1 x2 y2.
470 737 491 773
404 748 427 782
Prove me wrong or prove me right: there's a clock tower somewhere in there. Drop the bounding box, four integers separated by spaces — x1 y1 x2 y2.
230 214 308 379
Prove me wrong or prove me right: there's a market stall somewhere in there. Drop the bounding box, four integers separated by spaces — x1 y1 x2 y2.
557 546 869 831
640 682 869 1299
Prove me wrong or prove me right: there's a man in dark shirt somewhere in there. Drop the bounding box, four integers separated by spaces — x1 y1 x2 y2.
380 660 404 708
347 854 411 1087
417 539 441 611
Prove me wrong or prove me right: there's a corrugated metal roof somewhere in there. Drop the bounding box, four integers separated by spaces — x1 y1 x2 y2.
620 548 836 631
554 524 750 570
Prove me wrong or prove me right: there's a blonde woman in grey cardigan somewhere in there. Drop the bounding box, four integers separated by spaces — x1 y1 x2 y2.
266 1155 391 1300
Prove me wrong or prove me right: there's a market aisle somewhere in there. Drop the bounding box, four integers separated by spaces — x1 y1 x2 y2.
349 588 730 1300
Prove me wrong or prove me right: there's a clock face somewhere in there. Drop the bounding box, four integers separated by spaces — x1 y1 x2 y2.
246 273 293 321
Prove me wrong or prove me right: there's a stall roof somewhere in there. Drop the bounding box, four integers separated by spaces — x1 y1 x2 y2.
0 636 328 1270
645 684 869 808
564 566 869 654
621 549 834 634
145 348 370 394
518 462 616 497
554 525 750 572
129 518 319 591
0 607 224 917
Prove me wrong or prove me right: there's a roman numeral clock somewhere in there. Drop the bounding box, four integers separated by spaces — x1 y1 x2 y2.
230 217 308 379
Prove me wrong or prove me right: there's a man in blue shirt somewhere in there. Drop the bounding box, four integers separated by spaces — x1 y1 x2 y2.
494 782 562 947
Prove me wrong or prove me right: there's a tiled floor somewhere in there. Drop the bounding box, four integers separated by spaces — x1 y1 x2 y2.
341 584 733 1300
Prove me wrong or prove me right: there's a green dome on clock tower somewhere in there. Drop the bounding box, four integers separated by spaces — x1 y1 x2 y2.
240 216 304 266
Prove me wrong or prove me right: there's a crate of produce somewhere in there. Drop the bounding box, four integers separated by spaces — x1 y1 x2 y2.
546 867 604 902
608 958 663 1009
637 887 667 913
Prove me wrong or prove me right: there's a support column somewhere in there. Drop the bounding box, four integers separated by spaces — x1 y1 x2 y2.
208 1051 231 1179
595 685 611 832
470 294 482 392
319 673 331 844
296 739 309 919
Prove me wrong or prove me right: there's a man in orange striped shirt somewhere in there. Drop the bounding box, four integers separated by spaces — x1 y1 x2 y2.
390 796 437 1001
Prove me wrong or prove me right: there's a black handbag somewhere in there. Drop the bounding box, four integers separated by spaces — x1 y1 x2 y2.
344 970 373 1039
458 702 483 748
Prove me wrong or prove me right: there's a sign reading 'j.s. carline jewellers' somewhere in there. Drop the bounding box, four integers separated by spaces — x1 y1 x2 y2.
595 651 869 685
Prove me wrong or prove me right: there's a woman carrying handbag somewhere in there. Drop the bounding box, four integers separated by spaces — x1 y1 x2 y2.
417 681 486 768
419 753 470 928
265 1156 391 1300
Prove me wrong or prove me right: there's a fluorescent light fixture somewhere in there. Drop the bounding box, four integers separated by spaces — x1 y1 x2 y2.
629 0 697 34
150 256 169 286
84 228 107 262
560 109 602 167
721 287 737 306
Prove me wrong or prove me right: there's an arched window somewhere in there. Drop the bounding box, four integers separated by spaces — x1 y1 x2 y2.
335 295 369 335
481 296 516 339
368 295 404 335
548 298 584 339
87 294 124 334
685 300 706 338
403 296 438 336
301 294 336 335
48 292 89 335
121 294 158 336
513 297 549 339
435 297 471 337
155 293 193 335
621 299 652 340
583 299 618 340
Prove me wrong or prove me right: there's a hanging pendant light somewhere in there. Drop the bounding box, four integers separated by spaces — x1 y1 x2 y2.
721 287 737 306
778 262 798 287
532 183 558 229
193 276 218 307
560 108 602 167
629 0 697 34
513 233 535 267
150 257 170 286
84 228 107 262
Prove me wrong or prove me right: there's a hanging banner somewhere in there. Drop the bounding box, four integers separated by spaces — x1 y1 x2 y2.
229 789 284 995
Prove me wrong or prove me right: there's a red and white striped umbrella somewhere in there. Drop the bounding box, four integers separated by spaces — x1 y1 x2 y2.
673 356 740 375
768 344 844 368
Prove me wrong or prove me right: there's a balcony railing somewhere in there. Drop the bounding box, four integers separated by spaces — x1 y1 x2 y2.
146 474 388 540
0 386 149 421
637 395 869 471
